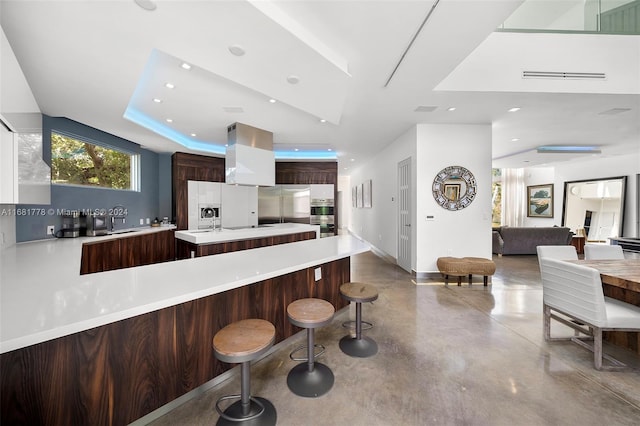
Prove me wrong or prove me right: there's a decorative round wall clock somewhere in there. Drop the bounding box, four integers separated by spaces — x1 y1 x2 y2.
432 165 477 211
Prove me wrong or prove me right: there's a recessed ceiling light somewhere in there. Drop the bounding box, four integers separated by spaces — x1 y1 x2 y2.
181 63 191 70
511 138 519 142
134 0 157 11
294 148 299 152
165 83 175 89
447 107 456 111
228 45 246 56
152 98 162 103
319 119 326 123
350 158 355 162
327 148 332 151
269 99 276 104
165 118 173 123
508 107 521 112
190 133 197 137
287 75 300 85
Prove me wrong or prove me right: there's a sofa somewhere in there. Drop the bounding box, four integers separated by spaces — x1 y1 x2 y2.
492 226 573 256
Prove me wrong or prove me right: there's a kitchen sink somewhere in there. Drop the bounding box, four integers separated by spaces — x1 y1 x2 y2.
109 229 141 235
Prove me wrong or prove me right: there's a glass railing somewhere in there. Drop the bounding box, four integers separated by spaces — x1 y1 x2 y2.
498 0 640 35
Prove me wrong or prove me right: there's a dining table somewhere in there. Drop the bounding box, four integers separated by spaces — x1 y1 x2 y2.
566 259 640 354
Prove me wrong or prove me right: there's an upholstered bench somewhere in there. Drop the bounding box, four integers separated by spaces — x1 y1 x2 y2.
436 257 496 286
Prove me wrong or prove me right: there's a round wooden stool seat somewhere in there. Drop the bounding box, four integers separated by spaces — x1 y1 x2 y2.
212 319 277 425
286 298 335 398
339 282 378 358
213 319 276 364
287 298 335 329
340 282 379 303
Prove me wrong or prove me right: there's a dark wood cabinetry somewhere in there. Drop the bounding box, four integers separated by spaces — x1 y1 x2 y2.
172 152 225 230
171 152 339 231
1 257 350 426
176 231 317 259
80 230 175 274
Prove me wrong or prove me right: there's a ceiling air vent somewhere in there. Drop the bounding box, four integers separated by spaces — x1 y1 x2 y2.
522 71 606 80
414 106 438 112
223 106 244 113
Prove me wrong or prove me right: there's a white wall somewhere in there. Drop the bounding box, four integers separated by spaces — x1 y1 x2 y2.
349 126 416 261
337 175 351 230
415 124 493 274
553 153 639 237
349 123 492 275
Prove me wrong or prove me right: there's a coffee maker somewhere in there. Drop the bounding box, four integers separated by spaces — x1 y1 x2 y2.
61 210 81 238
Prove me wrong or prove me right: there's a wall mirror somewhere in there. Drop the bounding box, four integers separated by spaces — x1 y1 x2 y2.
432 165 477 211
562 176 627 241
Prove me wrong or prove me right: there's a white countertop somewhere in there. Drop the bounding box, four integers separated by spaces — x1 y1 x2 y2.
0 233 369 353
175 222 320 244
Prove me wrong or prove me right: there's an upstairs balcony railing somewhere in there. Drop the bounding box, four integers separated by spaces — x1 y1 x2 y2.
497 0 639 35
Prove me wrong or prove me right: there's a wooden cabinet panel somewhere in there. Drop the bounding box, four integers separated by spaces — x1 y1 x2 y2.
176 231 317 260
172 152 225 230
1 257 350 425
80 239 121 274
80 230 175 274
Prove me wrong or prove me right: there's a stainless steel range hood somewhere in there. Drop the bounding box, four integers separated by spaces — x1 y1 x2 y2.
225 122 275 186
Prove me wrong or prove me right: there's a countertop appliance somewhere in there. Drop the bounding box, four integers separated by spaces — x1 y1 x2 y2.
84 212 109 236
61 210 81 238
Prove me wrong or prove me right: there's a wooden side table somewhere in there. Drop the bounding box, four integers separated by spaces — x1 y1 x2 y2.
571 236 585 255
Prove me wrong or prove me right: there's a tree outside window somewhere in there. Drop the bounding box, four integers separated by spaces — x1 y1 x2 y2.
51 133 137 190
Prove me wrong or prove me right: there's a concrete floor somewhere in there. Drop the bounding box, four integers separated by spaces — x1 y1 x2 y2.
148 252 640 425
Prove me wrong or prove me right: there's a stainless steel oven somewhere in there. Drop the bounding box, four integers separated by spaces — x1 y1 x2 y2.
310 199 335 237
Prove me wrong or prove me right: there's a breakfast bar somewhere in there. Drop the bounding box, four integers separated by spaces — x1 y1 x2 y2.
0 234 369 425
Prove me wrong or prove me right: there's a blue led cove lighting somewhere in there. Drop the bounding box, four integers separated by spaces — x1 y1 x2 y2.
124 107 337 160
536 145 601 154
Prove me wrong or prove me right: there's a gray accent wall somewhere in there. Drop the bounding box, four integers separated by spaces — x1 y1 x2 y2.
15 115 171 242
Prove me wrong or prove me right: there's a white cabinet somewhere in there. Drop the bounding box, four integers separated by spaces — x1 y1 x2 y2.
0 125 18 203
221 185 258 228
187 181 258 230
310 184 334 200
0 127 50 205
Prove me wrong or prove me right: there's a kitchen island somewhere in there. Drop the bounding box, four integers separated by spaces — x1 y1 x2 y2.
174 222 320 258
1 234 369 425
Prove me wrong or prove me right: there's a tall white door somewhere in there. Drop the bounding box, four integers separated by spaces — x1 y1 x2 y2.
397 158 411 272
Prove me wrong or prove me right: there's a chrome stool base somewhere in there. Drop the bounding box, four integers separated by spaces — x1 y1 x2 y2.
215 396 276 426
342 320 373 331
289 344 326 362
286 362 334 398
339 335 378 358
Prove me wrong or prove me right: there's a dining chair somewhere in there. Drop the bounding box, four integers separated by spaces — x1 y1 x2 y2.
536 245 578 270
539 257 640 370
584 244 625 260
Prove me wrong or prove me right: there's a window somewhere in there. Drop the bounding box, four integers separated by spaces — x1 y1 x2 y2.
51 132 139 190
491 168 502 227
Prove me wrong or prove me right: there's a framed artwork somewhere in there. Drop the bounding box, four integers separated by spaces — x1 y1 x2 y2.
356 183 363 208
527 184 553 218
352 186 357 208
363 179 372 208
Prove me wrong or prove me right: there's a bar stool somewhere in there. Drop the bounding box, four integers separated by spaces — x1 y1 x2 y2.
339 282 378 358
286 298 335 397
213 319 277 426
